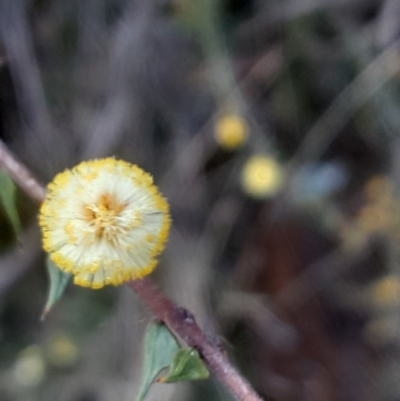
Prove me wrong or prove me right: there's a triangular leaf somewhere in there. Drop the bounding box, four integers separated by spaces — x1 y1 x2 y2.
161 348 209 383
41 256 72 320
0 170 21 236
136 321 180 401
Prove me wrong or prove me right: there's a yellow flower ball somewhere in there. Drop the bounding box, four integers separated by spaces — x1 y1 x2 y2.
371 276 400 305
214 115 248 150
39 158 171 289
46 334 79 368
13 346 46 388
241 155 284 199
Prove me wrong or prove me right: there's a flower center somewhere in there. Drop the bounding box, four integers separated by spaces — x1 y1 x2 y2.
83 193 130 244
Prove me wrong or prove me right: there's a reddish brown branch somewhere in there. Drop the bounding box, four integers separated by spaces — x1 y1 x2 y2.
0 140 263 401
0 141 46 203
128 278 263 401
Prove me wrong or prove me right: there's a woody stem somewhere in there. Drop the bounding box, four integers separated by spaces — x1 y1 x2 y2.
128 278 263 401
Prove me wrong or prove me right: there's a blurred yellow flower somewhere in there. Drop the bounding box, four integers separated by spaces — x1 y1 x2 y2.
214 114 248 150
13 346 46 388
371 276 400 305
46 334 79 368
340 176 400 248
241 155 284 199
39 158 170 289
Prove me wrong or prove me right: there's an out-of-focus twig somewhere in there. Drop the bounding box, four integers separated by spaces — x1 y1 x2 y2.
291 39 400 167
269 39 400 220
376 0 400 49
82 1 156 159
0 0 54 139
237 0 376 38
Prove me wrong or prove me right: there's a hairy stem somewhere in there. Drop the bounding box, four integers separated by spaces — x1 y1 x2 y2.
128 278 263 401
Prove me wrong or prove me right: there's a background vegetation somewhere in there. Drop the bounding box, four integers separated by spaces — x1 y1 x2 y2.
0 0 399 400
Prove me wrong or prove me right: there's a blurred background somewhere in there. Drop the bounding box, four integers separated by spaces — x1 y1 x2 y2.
1 0 400 400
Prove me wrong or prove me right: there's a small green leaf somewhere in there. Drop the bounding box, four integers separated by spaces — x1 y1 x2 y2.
161 348 209 383
136 321 180 401
41 256 72 320
0 170 21 236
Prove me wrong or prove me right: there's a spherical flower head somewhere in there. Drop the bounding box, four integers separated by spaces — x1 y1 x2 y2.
241 155 284 199
39 158 171 289
214 115 248 150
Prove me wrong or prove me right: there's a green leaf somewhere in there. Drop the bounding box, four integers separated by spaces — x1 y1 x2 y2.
136 321 180 401
161 348 209 383
0 170 21 236
41 256 72 320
